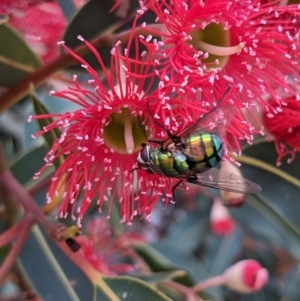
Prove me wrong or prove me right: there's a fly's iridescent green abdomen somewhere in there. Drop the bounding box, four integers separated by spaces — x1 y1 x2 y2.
183 133 223 173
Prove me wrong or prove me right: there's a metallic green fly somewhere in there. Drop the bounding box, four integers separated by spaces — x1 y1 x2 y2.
136 87 261 198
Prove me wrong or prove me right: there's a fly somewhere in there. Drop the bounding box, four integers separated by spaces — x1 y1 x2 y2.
136 87 261 200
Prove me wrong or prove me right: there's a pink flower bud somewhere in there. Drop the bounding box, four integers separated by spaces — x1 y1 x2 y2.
220 161 246 207
223 260 269 293
210 198 235 236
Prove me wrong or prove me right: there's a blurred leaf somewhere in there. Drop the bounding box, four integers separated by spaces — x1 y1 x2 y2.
63 0 156 71
158 287 186 301
200 229 242 276
19 226 172 301
9 144 54 208
0 14 9 25
231 141 300 259
10 144 48 185
19 225 94 301
24 93 81 150
63 0 137 70
0 24 42 88
164 203 209 253
0 134 15 161
30 87 63 170
98 276 172 301
57 0 76 20
131 241 175 272
132 241 213 289
133 270 187 283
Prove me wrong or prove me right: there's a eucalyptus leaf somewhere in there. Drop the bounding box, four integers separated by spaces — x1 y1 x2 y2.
133 270 187 283
63 0 156 71
164 200 210 253
131 241 175 272
20 226 173 301
132 241 214 289
30 88 63 170
19 225 94 301
231 141 300 259
0 24 41 88
63 0 137 70
98 276 172 301
10 144 48 185
57 0 77 20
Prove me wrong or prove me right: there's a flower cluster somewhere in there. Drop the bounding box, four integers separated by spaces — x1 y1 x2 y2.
32 0 300 223
76 219 142 275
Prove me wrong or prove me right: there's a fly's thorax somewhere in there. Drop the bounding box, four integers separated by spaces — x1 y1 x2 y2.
151 149 190 177
183 133 223 169
149 148 170 176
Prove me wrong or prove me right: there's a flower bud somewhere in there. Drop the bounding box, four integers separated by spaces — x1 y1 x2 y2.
223 260 269 293
210 198 235 236
219 161 246 207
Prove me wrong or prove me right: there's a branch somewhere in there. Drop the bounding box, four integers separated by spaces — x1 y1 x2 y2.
0 216 33 287
0 24 160 113
0 218 28 247
0 34 114 113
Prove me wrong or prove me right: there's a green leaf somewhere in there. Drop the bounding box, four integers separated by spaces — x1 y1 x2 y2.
57 0 77 20
231 141 300 259
30 87 63 170
164 199 210 253
19 225 172 301
63 0 157 71
133 271 187 283
9 144 55 208
132 242 205 285
10 144 48 185
0 24 42 88
96 276 172 301
19 225 94 301
132 242 175 272
63 0 137 70
133 242 221 299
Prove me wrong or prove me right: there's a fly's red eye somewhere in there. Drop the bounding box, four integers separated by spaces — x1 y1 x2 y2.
140 144 149 163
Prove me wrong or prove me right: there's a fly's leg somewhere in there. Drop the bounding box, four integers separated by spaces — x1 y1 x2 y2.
171 180 182 209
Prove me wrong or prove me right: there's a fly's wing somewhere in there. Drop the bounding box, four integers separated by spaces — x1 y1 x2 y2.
176 105 236 141
186 168 261 194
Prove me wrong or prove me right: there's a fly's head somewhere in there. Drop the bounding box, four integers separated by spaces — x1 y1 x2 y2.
137 143 154 174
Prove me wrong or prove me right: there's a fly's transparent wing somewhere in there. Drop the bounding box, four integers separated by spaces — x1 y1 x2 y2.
186 168 261 194
176 105 236 141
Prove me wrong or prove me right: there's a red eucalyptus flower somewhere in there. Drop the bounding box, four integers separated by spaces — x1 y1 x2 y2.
141 0 300 130
9 2 66 62
263 95 300 165
30 28 179 224
0 0 49 13
76 219 141 275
